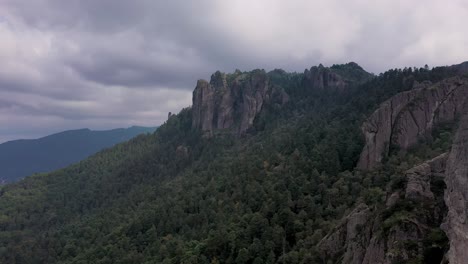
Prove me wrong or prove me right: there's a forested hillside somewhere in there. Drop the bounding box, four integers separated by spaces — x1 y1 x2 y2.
0 62 465 264
0 126 156 183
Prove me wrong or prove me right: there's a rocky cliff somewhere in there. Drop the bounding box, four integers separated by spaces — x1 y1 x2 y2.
303 64 348 92
192 70 288 136
319 153 449 264
192 63 370 136
301 62 372 92
442 114 468 264
323 73 468 262
357 77 468 170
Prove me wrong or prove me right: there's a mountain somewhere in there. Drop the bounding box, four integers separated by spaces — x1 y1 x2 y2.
357 77 468 170
319 75 468 263
0 126 157 183
0 62 467 263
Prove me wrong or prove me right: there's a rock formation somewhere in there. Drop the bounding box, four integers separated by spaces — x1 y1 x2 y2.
442 114 468 264
318 203 372 263
192 70 288 136
357 77 468 170
405 153 447 201
303 64 348 92
192 63 370 136
319 153 449 264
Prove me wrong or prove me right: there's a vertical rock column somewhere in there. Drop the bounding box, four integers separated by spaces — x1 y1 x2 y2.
442 114 468 263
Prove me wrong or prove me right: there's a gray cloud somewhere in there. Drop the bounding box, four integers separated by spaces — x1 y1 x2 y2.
1 0 468 142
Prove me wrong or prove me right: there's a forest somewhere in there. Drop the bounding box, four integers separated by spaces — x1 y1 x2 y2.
0 63 461 264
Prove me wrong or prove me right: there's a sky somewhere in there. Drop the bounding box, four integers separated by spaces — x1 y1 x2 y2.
1 0 468 143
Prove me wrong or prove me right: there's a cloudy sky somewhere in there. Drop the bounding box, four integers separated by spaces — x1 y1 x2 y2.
1 0 468 143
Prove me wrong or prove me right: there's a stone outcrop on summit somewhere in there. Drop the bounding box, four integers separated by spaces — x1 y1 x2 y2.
192 70 288 136
303 64 347 92
357 77 468 170
192 63 370 136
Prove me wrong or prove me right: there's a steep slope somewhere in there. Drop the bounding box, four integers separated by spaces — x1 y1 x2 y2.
302 63 361 92
442 114 468 263
192 63 372 137
318 65 468 263
319 153 449 263
192 70 288 136
318 108 468 263
0 63 464 264
357 77 468 170
0 126 156 183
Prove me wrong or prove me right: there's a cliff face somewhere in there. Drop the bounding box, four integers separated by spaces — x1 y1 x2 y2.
303 65 348 92
319 153 449 264
192 70 288 136
192 63 369 136
357 77 468 170
321 112 468 264
442 115 468 264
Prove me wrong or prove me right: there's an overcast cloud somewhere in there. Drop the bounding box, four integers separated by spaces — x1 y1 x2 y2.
1 0 468 142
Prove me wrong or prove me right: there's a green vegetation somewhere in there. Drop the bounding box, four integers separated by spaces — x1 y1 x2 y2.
0 64 460 263
0 126 157 183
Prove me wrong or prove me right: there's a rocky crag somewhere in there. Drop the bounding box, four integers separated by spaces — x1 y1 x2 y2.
319 153 449 264
322 72 468 263
302 64 348 92
442 114 468 264
192 70 289 136
192 63 369 136
357 77 468 170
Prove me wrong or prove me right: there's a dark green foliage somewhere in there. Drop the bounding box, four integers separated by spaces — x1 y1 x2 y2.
330 62 374 83
0 65 459 263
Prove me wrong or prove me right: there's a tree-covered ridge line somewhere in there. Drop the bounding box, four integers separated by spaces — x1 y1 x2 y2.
0 63 464 263
0 126 157 184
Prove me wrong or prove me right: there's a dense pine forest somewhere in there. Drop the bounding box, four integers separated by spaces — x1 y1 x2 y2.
0 63 463 263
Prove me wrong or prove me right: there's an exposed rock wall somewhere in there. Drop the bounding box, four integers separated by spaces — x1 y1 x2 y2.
442 114 468 264
319 153 448 264
318 204 372 263
192 70 288 136
192 63 368 136
303 64 347 92
358 77 468 170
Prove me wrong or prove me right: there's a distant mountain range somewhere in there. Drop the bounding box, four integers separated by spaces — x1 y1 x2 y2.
0 126 157 183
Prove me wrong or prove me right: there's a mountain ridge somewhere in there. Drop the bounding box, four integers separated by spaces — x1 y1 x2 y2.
0 61 467 263
0 126 157 183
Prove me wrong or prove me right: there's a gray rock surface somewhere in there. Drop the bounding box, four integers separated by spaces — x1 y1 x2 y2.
405 153 448 201
303 64 347 92
442 114 468 264
318 203 372 263
192 70 288 136
320 153 448 264
358 77 468 170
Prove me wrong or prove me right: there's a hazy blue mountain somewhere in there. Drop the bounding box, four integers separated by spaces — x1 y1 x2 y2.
0 126 157 183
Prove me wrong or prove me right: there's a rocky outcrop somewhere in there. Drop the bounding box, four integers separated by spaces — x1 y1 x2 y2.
405 153 448 201
303 64 347 92
192 70 288 136
358 77 468 170
320 153 449 264
192 63 370 136
442 114 468 264
318 204 372 263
